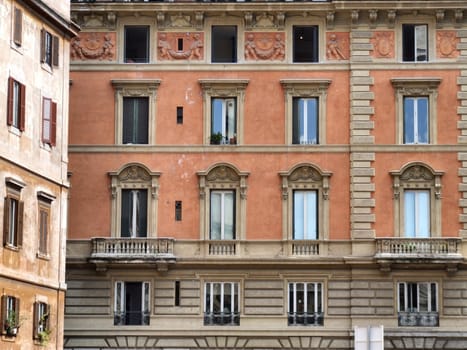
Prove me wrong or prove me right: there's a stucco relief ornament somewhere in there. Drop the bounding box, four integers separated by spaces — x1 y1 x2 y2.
371 31 394 58
158 33 203 60
244 33 285 61
71 33 115 61
326 33 347 60
437 31 459 58
207 166 239 182
289 167 321 182
400 166 434 182
118 166 151 182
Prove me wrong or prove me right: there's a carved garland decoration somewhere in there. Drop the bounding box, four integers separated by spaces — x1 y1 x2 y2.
280 165 331 201
391 164 443 200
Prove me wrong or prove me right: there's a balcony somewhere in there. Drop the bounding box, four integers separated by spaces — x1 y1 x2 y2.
398 311 439 327
203 312 240 326
89 237 176 271
375 238 463 272
114 311 150 326
288 312 323 326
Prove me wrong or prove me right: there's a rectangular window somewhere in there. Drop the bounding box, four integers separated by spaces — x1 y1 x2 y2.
3 189 24 248
288 282 323 326
114 281 150 326
210 190 235 240
33 302 50 340
42 97 57 146
121 189 148 238
176 106 183 124
402 24 428 62
124 26 149 63
122 97 149 144
293 26 319 63
293 97 318 144
293 190 318 240
7 77 25 131
212 26 237 63
403 97 429 144
175 200 182 221
40 29 59 67
404 190 430 238
211 98 236 144
2 295 20 336
204 282 239 325
13 8 22 46
398 282 438 327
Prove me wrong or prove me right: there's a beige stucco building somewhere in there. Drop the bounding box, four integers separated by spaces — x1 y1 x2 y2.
0 0 78 348
65 0 467 349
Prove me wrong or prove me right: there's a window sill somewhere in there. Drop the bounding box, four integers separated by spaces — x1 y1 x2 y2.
40 142 52 152
41 63 53 74
10 42 23 55
36 252 50 261
8 126 22 137
4 244 20 252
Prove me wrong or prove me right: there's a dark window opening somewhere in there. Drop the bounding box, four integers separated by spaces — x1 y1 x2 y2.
175 201 182 221
124 26 149 63
176 106 183 124
114 282 150 326
212 26 237 63
122 97 149 144
293 26 319 63
402 24 428 62
175 281 180 306
177 38 183 51
121 189 148 238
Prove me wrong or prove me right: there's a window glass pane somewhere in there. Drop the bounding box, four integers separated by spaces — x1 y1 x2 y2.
121 189 147 237
212 98 236 143
13 82 20 127
8 198 18 244
212 26 237 63
430 283 437 311
293 191 304 239
417 191 430 238
293 98 318 144
224 192 234 239
293 191 317 239
123 97 149 144
404 97 415 144
212 283 221 313
408 283 417 311
419 283 428 311
210 192 222 239
306 283 314 313
398 283 405 312
296 283 305 313
402 24 415 62
417 97 429 143
415 25 428 61
288 283 294 313
125 26 149 63
293 26 318 62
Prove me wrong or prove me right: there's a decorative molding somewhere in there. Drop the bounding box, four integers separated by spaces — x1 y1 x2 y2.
371 31 395 59
436 31 459 59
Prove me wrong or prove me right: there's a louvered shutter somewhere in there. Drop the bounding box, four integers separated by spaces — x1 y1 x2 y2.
19 83 26 131
33 302 39 338
3 197 9 246
7 78 14 126
16 201 24 247
51 102 57 146
40 29 46 63
13 8 22 46
52 36 59 67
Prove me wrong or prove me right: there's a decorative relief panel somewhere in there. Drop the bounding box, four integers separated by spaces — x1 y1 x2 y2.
436 30 459 59
71 32 116 61
157 12 204 30
244 12 285 30
326 32 349 60
370 31 395 59
157 32 204 60
244 32 285 61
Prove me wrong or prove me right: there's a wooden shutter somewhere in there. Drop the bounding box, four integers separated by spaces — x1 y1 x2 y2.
45 304 50 330
33 302 39 338
51 102 57 146
3 197 9 246
40 29 46 63
13 8 22 46
19 83 26 131
7 78 14 126
52 35 59 67
42 98 51 144
14 298 19 325
16 201 24 248
1 296 6 335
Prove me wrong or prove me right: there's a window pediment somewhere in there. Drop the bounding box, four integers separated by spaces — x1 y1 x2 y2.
391 77 441 95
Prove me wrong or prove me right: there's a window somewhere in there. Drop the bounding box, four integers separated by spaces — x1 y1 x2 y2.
37 192 54 256
124 26 149 63
293 26 319 63
204 282 239 325
293 98 318 144
398 282 438 327
280 164 331 244
402 24 428 62
211 98 236 145
199 79 248 145
121 189 148 238
281 79 330 145
13 7 22 47
111 79 160 145
3 179 25 249
1 295 20 336
33 302 50 340
391 78 440 145
391 163 443 238
198 164 248 242
210 190 235 240
7 77 25 131
40 29 59 67
288 282 323 326
212 26 237 63
122 97 149 144
293 190 318 239
109 163 160 238
42 97 57 146
114 281 150 325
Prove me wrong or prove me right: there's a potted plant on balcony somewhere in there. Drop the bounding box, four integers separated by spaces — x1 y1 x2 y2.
4 311 22 337
210 132 223 145
229 134 237 145
37 313 51 345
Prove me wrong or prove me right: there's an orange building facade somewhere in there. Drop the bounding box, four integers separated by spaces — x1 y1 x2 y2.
66 1 467 349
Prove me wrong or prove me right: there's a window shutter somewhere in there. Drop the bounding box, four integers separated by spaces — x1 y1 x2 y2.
52 35 59 67
16 201 24 248
1 295 6 334
19 83 26 131
7 77 14 126
13 8 22 46
14 298 20 325
45 304 50 330
33 302 39 338
40 29 46 63
3 197 9 246
51 102 57 146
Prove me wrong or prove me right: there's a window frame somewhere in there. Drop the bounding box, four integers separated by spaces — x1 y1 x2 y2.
279 163 331 241
120 188 148 238
1 295 20 336
391 162 443 238
7 77 26 132
292 25 319 63
199 79 248 146
402 23 429 62
42 97 57 146
114 281 150 326
198 164 249 241
33 301 50 340
211 25 238 63
391 78 440 145
397 281 439 327
203 281 240 326
287 281 324 326
210 189 236 240
40 28 59 68
280 79 331 145
109 163 160 238
124 25 150 63
3 178 25 249
37 192 54 258
111 79 160 145
12 7 23 47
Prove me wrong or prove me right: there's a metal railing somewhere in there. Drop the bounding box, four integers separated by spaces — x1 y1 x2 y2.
114 311 150 326
203 312 240 326
288 312 324 326
398 311 439 327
